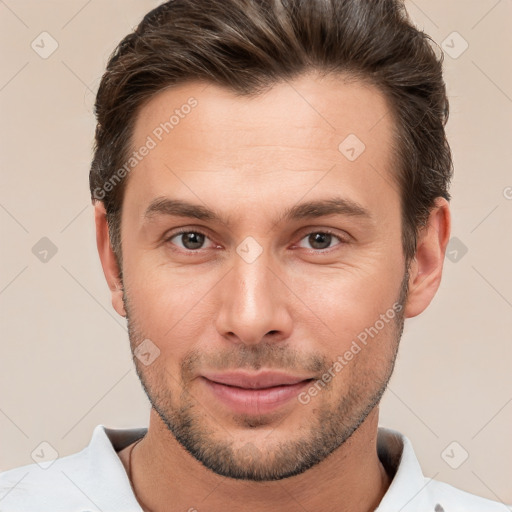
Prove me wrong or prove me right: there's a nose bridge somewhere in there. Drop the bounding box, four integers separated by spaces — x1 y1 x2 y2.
235 255 272 315
215 248 291 345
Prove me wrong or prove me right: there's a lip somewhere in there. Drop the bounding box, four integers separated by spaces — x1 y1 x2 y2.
200 371 314 415
201 370 312 389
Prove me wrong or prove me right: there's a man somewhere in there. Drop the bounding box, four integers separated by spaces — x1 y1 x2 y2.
0 0 508 511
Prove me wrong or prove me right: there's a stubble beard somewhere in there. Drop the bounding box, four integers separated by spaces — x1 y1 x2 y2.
122 270 408 481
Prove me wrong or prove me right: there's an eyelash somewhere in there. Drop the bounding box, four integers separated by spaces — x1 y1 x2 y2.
164 228 348 253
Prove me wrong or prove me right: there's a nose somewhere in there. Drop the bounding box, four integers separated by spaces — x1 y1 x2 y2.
214 252 293 346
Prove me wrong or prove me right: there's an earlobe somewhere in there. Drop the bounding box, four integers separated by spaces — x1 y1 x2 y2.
404 197 451 319
94 202 126 317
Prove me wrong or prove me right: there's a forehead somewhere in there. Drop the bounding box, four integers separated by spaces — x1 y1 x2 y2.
126 72 398 221
133 72 393 156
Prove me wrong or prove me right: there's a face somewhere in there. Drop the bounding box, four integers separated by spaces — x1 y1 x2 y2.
115 73 410 480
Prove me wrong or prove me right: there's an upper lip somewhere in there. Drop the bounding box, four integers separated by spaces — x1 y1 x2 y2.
201 371 313 389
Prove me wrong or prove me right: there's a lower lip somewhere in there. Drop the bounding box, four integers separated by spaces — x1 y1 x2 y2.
201 377 312 415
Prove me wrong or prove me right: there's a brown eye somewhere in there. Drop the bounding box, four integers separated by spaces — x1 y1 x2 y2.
297 231 344 251
308 233 332 250
168 231 213 251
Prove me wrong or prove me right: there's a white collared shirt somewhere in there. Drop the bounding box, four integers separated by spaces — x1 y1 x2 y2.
0 425 509 511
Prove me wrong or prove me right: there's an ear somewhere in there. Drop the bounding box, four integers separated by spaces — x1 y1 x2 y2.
94 201 126 317
404 197 451 318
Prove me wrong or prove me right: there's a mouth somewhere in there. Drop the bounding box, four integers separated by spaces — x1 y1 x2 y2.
200 371 315 415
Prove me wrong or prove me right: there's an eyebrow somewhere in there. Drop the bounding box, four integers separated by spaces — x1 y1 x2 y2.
144 196 372 227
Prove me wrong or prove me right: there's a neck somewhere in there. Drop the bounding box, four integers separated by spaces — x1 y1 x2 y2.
121 407 391 512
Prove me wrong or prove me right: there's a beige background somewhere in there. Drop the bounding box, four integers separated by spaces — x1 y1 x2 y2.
0 0 511 504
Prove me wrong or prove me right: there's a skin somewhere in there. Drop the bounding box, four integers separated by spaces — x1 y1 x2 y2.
95 71 451 512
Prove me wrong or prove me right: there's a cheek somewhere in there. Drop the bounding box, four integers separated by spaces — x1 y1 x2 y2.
308 304 401 405
123 260 219 352
287 261 403 347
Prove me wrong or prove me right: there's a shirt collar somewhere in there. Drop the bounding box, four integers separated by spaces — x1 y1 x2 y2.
88 424 433 511
74 424 147 511
375 427 433 511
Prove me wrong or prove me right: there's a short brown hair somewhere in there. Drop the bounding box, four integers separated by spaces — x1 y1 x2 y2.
90 0 452 266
